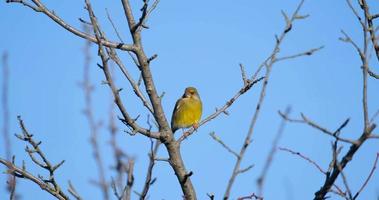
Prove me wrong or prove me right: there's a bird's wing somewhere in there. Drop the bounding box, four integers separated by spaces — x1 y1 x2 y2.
171 98 186 132
173 98 185 115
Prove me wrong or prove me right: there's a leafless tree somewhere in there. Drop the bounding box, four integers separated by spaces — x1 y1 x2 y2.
1 0 378 200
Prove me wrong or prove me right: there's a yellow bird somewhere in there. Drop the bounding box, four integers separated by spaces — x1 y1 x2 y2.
171 87 202 133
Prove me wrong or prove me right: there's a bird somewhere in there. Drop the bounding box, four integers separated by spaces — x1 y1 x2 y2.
171 87 203 133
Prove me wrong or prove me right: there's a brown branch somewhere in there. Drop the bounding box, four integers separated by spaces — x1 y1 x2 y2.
80 27 109 200
279 147 326 174
359 0 379 62
0 158 67 200
0 117 69 200
279 147 347 198
256 107 291 196
6 0 135 51
223 1 321 198
107 48 154 114
313 124 376 200
275 46 324 62
119 1 199 199
312 2 378 198
279 112 356 144
2 51 17 199
352 153 379 199
121 159 135 200
139 140 160 200
68 181 83 200
367 68 379 79
104 10 154 114
237 193 263 200
209 132 239 158
134 0 161 32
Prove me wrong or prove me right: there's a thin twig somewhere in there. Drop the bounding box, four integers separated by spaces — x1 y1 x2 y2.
139 140 160 200
279 147 326 174
80 26 109 200
360 0 379 62
237 193 263 200
6 0 135 51
223 1 322 198
276 46 324 62
0 158 67 200
279 112 356 144
0 117 69 200
68 181 83 200
256 107 291 196
352 153 379 199
2 52 17 199
209 132 239 158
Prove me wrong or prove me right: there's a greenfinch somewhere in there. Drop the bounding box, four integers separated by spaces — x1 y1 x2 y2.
171 87 202 133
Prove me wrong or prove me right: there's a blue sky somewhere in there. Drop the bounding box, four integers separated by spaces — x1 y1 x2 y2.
1 0 379 199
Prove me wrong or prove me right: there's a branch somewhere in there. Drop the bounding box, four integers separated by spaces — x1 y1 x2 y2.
256 107 291 196
313 124 377 200
279 147 347 199
2 51 17 199
134 0 161 32
359 0 379 62
209 132 239 158
119 1 199 199
352 153 379 199
139 140 160 200
68 181 83 200
237 193 263 200
0 158 67 200
6 0 135 51
223 1 321 198
0 117 70 200
275 46 324 62
279 147 326 174
80 31 109 200
279 112 356 144
84 0 159 139
121 159 135 200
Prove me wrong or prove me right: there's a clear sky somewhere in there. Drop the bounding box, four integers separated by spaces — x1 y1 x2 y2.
1 0 379 200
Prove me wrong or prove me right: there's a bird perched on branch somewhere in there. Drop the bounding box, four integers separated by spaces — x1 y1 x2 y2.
171 87 202 133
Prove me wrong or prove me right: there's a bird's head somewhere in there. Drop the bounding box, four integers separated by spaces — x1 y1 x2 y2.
183 87 200 99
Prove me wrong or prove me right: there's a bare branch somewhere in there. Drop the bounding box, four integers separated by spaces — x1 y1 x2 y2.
0 158 68 200
279 112 356 144
223 1 322 198
135 0 161 32
2 51 17 199
367 68 379 79
279 147 326 174
257 107 291 196
352 153 379 199
314 124 377 199
140 140 160 200
0 117 69 200
6 0 135 51
359 0 379 62
80 29 109 200
209 132 239 158
68 181 83 200
275 46 324 62
121 159 135 200
5 0 40 12
84 1 159 139
237 193 263 200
